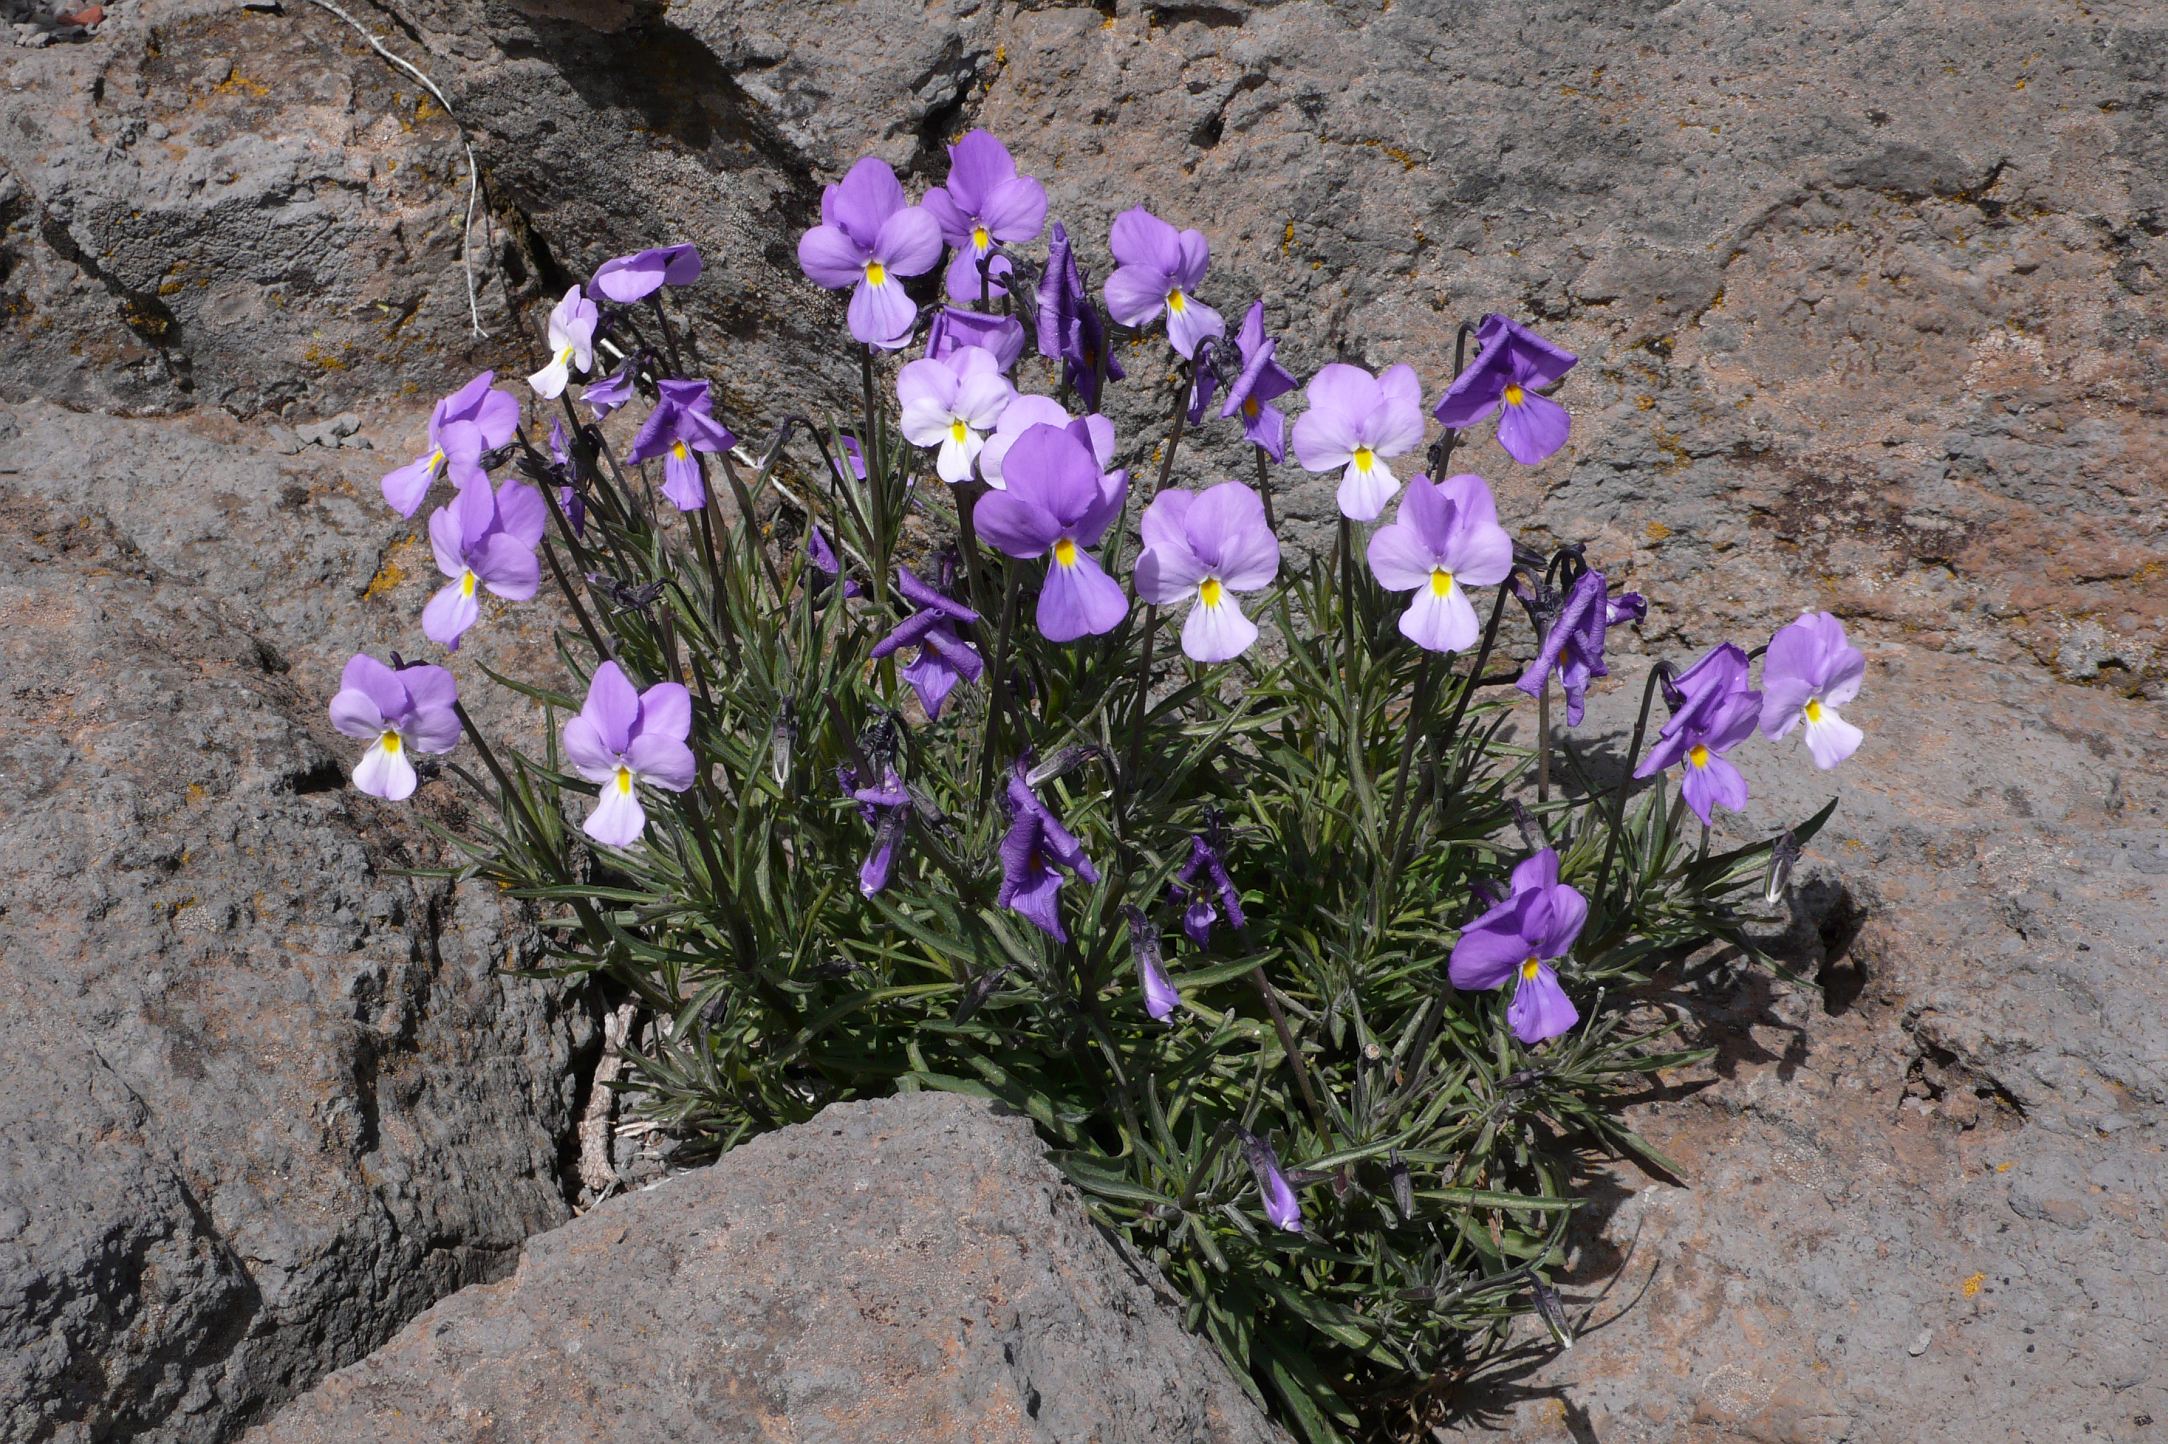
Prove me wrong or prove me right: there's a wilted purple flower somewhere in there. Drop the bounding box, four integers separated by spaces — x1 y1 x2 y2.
562 660 695 848
1036 222 1124 408
797 156 943 349
380 371 520 517
422 478 546 650
1186 338 1223 427
1431 315 1578 466
850 766 911 895
1292 362 1426 521
526 284 598 399
1239 1132 1304 1233
628 378 736 511
1169 830 1247 946
1219 302 1298 463
997 764 1101 941
581 358 637 418
921 130 1047 302
1608 590 1648 627
870 563 983 720
1760 611 1865 769
833 436 867 483
925 306 1028 373
897 347 1016 484
978 396 1114 491
1448 848 1587 1045
1515 568 1632 726
591 243 703 304
1124 907 1179 1022
1104 207 1224 360
1135 481 1279 664
974 424 1130 642
547 417 585 538
1366 473 1515 653
327 653 461 801
1637 643 1762 826
803 525 861 601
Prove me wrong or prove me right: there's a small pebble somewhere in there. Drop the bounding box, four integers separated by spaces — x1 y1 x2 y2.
1907 1328 1931 1357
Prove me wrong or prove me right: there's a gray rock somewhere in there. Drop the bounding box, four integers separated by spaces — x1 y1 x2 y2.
291 412 358 447
251 1093 1287 1444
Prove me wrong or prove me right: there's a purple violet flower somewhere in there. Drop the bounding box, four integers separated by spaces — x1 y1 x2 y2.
797 156 943 350
1240 1132 1304 1234
1036 222 1124 408
1636 643 1762 826
805 524 866 599
422 477 546 650
526 284 598 399
1448 848 1587 1045
1365 473 1515 653
921 129 1047 303
1609 590 1648 627
978 397 1114 491
1169 831 1247 946
1515 567 1631 727
591 243 703 304
1219 301 1299 463
561 660 695 848
1431 314 1578 466
1291 362 1426 521
925 306 1028 372
1124 907 1180 1023
1103 207 1225 360
1760 611 1866 769
628 378 736 511
973 423 1130 642
380 371 521 517
997 764 1101 941
581 358 637 418
850 766 911 896
327 653 461 801
1134 481 1279 664
870 563 984 720
896 347 1016 484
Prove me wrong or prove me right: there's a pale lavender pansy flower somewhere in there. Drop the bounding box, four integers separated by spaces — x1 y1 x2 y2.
870 562 983 720
897 347 1015 484
380 371 520 517
327 654 461 801
526 284 598 399
997 764 1101 941
1292 362 1426 521
581 358 637 418
978 396 1115 491
1103 207 1224 360
925 306 1027 372
1134 481 1279 663
1637 643 1762 826
796 156 943 349
591 243 702 304
1219 301 1299 463
1240 1132 1304 1233
1431 314 1578 466
423 478 546 650
627 378 736 511
974 424 1130 642
1037 222 1123 407
562 660 695 848
1449 848 1587 1045
921 129 1047 302
1365 473 1515 653
1516 567 1631 727
1760 611 1865 769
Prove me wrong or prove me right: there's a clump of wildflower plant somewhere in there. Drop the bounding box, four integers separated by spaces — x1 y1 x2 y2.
326 139 1866 1442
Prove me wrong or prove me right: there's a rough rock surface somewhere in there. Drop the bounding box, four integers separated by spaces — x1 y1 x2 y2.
250 1092 1287 1444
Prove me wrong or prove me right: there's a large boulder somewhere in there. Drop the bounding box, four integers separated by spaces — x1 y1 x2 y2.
250 1091 1288 1443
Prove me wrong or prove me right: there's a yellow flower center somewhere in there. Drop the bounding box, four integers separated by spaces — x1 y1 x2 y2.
1052 537 1079 568
671 440 689 462
1242 397 1260 419
427 448 446 473
864 259 887 286
460 569 478 598
614 764 634 795
950 418 969 445
1804 699 1825 723
1688 743 1710 769
379 729 403 755
1353 445 1375 472
972 224 991 250
1198 577 1224 608
556 344 575 366
1503 382 1526 406
1428 568 1454 598
1520 956 1541 982
1167 288 1187 313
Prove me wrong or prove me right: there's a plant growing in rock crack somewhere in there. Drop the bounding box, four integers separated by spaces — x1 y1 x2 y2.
325 131 1866 1441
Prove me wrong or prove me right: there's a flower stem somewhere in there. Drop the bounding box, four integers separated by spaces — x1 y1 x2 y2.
1536 675 1552 808
976 565 1023 816
1122 604 1161 791
859 346 888 604
1252 445 1277 536
1249 966 1331 1139
1595 663 1670 906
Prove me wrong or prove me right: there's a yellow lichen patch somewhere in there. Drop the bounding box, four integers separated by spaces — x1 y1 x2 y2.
1644 521 1671 542
362 557 406 600
185 783 206 803
213 70 269 99
1961 1272 1986 1297
1635 394 1657 411
303 343 348 371
1995 1160 2014 1173
1282 221 1294 257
